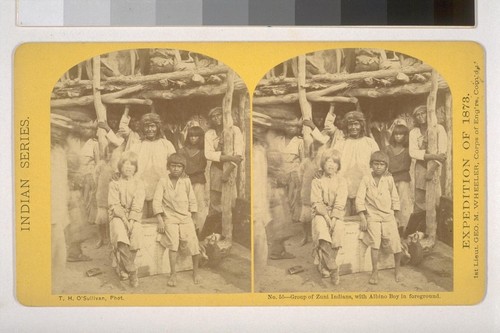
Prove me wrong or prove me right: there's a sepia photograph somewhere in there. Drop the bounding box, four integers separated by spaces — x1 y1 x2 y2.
253 48 453 293
50 48 251 294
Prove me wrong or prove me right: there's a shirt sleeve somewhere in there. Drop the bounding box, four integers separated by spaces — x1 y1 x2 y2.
108 181 122 217
311 179 328 217
331 178 348 219
389 177 401 211
437 125 448 155
119 113 131 137
152 179 165 216
409 129 426 161
129 180 145 221
355 177 368 213
298 138 305 162
106 130 125 147
311 127 330 145
187 179 198 213
233 126 244 156
204 131 222 162
160 138 176 158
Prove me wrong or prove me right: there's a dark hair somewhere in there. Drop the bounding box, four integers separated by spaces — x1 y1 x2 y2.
389 124 409 147
342 111 367 138
370 151 389 166
117 151 139 175
167 153 187 168
186 126 205 149
139 112 165 140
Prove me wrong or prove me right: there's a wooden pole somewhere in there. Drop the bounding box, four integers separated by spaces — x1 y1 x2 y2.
92 56 105 122
425 69 439 248
237 92 249 199
92 56 106 161
444 91 453 198
221 70 236 241
298 56 313 156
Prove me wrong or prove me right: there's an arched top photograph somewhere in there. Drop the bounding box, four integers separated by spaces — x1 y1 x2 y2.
49 48 251 295
252 47 453 293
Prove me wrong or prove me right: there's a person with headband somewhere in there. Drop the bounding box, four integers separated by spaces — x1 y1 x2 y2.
332 110 379 215
204 106 243 245
408 105 448 249
127 112 176 216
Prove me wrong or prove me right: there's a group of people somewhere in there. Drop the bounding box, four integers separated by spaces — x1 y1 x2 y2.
253 104 448 287
51 105 243 292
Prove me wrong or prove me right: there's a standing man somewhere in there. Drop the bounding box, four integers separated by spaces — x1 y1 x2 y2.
204 107 243 245
333 111 379 215
409 105 447 249
128 112 176 216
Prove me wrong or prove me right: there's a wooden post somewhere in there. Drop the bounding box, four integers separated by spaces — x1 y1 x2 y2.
298 55 313 157
237 92 249 199
425 70 439 248
92 55 107 160
444 91 453 198
221 70 236 241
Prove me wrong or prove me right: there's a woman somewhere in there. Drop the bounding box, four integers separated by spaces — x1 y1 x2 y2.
178 126 208 232
385 123 412 233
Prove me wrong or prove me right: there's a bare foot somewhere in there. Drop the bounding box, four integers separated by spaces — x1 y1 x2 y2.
167 274 177 287
395 271 403 283
193 273 201 284
369 272 379 285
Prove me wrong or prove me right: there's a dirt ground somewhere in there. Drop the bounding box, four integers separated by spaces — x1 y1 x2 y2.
61 236 251 294
258 224 453 293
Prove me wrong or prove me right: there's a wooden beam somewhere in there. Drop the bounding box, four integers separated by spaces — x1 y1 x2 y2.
425 69 439 249
51 85 145 108
103 64 229 85
221 70 236 241
311 63 433 83
141 78 246 100
252 81 449 105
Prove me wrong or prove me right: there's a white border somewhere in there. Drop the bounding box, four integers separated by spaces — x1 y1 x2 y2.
1 0 499 331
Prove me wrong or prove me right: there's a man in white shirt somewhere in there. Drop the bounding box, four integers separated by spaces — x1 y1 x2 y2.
204 107 243 243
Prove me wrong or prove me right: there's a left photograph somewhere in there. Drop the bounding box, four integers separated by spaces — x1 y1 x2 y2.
50 48 251 294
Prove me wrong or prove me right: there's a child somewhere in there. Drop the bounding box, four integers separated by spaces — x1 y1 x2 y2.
356 151 402 285
385 124 412 234
178 126 208 233
153 153 201 287
108 151 145 288
310 150 348 285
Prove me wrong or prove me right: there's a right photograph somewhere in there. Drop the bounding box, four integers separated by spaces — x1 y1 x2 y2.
252 48 453 293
